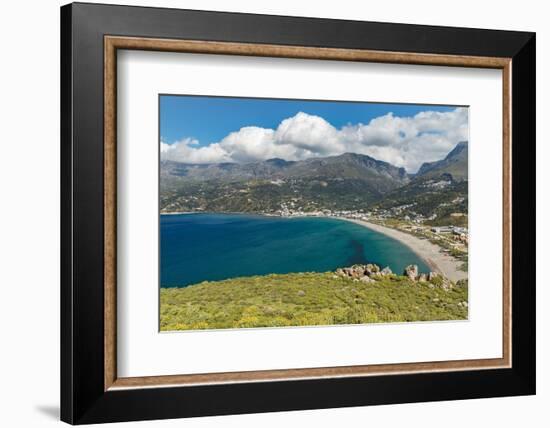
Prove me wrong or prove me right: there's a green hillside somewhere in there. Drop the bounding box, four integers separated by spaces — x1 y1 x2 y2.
160 152 410 214
161 177 385 213
160 272 468 331
373 179 468 226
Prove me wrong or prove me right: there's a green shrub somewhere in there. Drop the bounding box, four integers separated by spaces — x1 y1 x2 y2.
160 272 468 331
430 275 444 287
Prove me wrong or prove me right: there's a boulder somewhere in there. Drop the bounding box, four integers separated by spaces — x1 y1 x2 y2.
404 265 418 281
342 267 353 277
428 272 454 291
381 266 393 275
418 273 427 282
335 264 384 280
360 276 375 283
352 265 366 277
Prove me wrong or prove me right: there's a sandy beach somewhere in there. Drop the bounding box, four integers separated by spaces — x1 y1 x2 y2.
340 218 467 282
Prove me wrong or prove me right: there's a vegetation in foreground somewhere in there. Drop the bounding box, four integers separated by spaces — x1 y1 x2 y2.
160 271 468 331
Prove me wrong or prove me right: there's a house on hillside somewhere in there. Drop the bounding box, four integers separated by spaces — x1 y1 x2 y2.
431 226 453 234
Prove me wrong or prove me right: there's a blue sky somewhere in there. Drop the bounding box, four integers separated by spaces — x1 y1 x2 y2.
160 95 456 146
159 95 467 173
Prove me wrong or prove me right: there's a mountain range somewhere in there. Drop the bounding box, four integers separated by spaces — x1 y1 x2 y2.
162 152 410 192
160 141 468 221
416 141 468 180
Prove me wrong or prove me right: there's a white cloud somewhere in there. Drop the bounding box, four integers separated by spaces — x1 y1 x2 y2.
274 112 342 155
161 137 231 164
160 107 468 173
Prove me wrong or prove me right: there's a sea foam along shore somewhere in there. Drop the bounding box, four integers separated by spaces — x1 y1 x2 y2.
339 218 467 282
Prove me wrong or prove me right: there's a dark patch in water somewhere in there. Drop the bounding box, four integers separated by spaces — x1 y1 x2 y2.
345 239 384 267
345 239 368 265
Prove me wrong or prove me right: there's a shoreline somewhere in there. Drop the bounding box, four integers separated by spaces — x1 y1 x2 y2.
160 211 194 215
339 218 467 282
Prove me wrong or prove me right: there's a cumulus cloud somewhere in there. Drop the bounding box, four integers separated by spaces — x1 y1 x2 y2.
161 107 468 173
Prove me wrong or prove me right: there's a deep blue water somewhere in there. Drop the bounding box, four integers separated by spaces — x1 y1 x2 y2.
160 213 430 287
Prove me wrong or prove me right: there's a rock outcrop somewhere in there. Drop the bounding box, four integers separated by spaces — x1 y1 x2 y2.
425 271 454 290
335 263 455 290
404 265 418 281
381 266 393 275
335 264 393 281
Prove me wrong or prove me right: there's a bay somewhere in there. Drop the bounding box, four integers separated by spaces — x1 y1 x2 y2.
160 213 430 287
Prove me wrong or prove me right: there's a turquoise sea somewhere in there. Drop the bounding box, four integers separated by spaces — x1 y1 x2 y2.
160 213 430 287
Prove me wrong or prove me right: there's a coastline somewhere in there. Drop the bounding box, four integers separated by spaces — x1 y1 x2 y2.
160 211 194 215
338 218 467 282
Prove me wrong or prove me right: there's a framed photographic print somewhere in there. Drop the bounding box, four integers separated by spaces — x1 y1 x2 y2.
60 2 536 424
